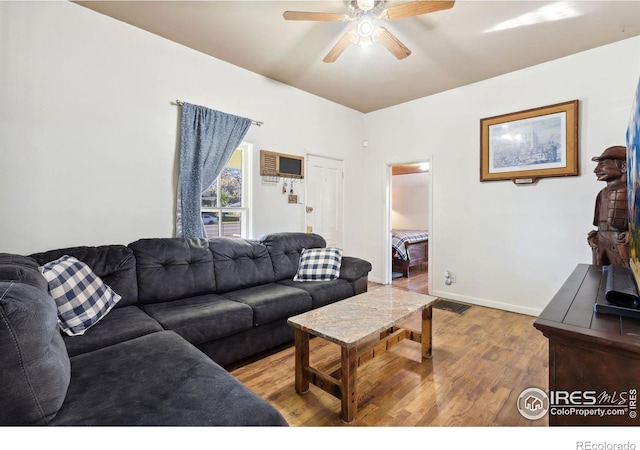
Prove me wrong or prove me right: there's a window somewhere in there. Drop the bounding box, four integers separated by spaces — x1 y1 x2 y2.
201 143 251 238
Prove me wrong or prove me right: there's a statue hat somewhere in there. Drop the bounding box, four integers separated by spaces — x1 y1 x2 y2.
592 146 627 161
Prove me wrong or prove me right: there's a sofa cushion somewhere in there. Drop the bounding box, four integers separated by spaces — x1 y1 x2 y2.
294 247 343 281
50 331 288 426
279 278 354 309
62 306 163 357
141 294 253 345
129 238 215 305
260 232 327 281
209 237 275 293
223 283 312 326
0 281 71 425
0 253 48 291
31 245 138 307
39 255 121 336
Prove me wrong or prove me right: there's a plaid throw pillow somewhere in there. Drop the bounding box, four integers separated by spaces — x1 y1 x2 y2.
39 255 121 336
293 247 343 282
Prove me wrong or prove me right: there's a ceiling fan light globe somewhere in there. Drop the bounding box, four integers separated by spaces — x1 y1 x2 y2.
357 19 375 38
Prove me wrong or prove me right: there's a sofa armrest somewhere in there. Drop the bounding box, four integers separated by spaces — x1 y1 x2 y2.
339 256 372 281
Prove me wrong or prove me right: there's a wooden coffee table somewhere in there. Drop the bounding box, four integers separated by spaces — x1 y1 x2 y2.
287 285 437 423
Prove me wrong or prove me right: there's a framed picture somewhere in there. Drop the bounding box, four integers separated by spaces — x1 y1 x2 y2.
480 100 579 183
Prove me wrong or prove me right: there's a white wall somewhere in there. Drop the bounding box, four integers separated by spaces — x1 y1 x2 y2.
392 173 429 230
0 1 366 255
362 36 640 315
2 2 640 317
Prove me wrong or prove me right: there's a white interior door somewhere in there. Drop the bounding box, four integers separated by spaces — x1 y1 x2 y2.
306 155 344 248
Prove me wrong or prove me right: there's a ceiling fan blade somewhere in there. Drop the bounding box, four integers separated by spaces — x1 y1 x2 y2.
283 11 350 22
323 31 357 63
381 1 455 20
373 27 411 60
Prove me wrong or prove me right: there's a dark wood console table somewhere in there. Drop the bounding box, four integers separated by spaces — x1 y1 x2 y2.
533 264 640 426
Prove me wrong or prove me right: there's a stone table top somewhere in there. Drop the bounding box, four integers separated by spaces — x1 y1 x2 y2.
287 285 437 348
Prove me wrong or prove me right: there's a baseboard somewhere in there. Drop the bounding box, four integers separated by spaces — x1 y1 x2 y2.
429 289 543 317
369 277 542 316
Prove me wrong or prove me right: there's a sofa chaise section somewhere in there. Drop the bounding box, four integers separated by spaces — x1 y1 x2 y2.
50 330 288 426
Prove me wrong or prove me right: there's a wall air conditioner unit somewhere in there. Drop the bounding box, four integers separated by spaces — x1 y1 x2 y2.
260 150 304 179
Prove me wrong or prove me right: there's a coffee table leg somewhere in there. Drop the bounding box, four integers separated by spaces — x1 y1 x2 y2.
294 328 310 394
341 345 357 423
422 306 433 359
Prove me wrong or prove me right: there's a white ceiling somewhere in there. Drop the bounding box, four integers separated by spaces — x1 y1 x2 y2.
75 1 640 113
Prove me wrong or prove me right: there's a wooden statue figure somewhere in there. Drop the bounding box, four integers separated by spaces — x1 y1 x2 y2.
588 145 630 267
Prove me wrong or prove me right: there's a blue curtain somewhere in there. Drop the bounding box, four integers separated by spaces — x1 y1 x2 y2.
177 103 251 238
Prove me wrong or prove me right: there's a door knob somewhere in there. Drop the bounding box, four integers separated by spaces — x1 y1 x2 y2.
306 206 314 213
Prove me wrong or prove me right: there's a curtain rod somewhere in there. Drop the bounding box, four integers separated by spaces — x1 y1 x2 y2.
173 100 263 127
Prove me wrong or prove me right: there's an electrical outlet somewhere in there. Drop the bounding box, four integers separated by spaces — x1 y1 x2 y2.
444 270 456 285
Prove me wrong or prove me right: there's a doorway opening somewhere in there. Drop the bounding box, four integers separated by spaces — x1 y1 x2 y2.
385 159 432 295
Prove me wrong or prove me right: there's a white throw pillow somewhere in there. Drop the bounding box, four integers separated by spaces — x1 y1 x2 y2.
39 255 121 336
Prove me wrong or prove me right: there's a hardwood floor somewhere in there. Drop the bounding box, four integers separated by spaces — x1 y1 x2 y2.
230 267 550 426
392 264 429 293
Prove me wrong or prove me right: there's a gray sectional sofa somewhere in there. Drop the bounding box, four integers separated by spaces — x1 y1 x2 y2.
0 232 372 426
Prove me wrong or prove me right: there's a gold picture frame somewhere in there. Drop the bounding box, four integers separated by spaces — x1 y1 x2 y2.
480 100 579 183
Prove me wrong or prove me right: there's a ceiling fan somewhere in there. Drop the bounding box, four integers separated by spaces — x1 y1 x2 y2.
283 0 455 63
